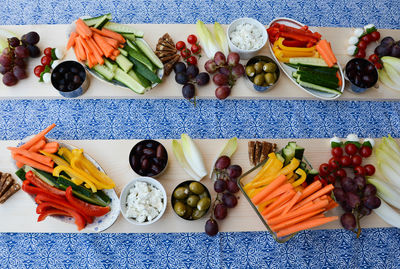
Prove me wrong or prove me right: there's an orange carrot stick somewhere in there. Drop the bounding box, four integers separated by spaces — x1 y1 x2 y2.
282 191 302 215
320 39 337 64
270 208 325 232
95 27 125 44
14 154 54 173
20 124 56 150
78 36 92 56
298 180 322 202
251 175 287 205
295 184 334 209
74 37 86 61
336 71 342 87
264 200 290 219
262 190 295 216
102 36 119 49
316 43 334 67
75 18 93 39
276 216 338 237
67 32 78 50
262 183 294 203
28 139 46 152
86 38 104 65
87 37 104 56
41 142 59 154
326 200 339 211
8 147 54 167
93 33 114 58
109 55 116 61
113 49 120 56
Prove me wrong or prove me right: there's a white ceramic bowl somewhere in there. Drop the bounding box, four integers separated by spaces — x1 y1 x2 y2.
120 177 167 225
227 18 268 60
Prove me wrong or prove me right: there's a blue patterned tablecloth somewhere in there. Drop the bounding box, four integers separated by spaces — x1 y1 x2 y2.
1 1 400 268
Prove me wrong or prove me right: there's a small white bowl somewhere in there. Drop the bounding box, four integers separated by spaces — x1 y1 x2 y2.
119 177 167 225
227 17 268 60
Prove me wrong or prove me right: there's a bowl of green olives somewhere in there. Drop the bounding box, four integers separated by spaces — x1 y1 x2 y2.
245 56 280 92
171 180 211 221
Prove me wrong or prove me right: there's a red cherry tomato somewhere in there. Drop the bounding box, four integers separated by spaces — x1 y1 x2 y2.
34 65 45 78
345 143 358 156
351 155 363 166
354 165 365 176
327 175 336 184
335 168 347 179
44 47 52 57
187 56 197 65
181 48 191 59
340 155 352 167
319 177 328 187
41 56 52 66
374 62 383 69
187 34 198 45
191 44 201 55
361 34 373 44
355 49 366 58
357 40 367 50
328 157 340 170
368 54 380 63
331 147 343 157
360 145 372 158
176 41 186 51
370 31 381 41
319 163 330 176
364 164 376 176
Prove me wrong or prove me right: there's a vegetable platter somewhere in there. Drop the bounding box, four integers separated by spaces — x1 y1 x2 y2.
8 124 120 232
267 18 345 100
66 14 163 94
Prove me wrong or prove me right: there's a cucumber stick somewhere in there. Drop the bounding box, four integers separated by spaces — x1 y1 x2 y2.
122 33 136 42
114 67 145 94
83 14 112 28
92 64 115 81
104 59 117 72
129 56 161 84
128 70 151 89
135 38 163 69
23 165 57 186
118 48 128 57
103 22 144 37
115 54 133 73
297 79 342 95
289 57 329 67
125 45 154 71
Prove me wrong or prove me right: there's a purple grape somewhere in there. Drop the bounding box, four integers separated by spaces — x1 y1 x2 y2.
214 51 226 66
231 64 245 79
173 62 186 73
215 85 231 100
340 201 353 212
2 72 18 86
333 188 346 202
363 184 377 197
14 57 26 68
222 193 237 208
7 37 20 47
195 72 210 86
14 46 29 58
214 203 228 220
341 212 356 230
227 165 242 179
175 72 188 85
12 66 27 80
226 180 239 193
218 67 230 76
227 52 240 66
205 218 219 236
22 31 40 45
214 179 227 193
381 36 395 47
204 59 217 74
341 177 357 193
182 83 195 99
0 64 10 75
186 64 199 79
0 54 12 67
363 195 381 209
27 44 40 58
353 176 366 191
360 206 372 216
215 155 231 170
213 73 228 86
346 192 361 209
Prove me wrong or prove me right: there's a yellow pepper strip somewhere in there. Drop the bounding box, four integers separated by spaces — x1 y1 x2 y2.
279 158 300 175
70 157 113 189
58 147 73 163
292 168 307 187
39 150 70 167
79 155 115 187
273 48 291 63
72 178 84 185
251 158 283 184
257 198 276 213
276 37 316 52
53 165 97 192
288 177 295 184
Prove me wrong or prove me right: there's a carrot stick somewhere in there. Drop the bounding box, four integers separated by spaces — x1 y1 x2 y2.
282 191 302 215
78 36 92 56
262 190 295 216
109 55 116 61
264 200 291 219
326 200 339 211
295 184 334 209
67 32 78 50
336 71 342 87
86 52 97 68
270 208 325 232
87 37 104 56
102 36 119 49
86 38 104 65
93 33 115 58
92 27 125 44
320 39 337 64
28 139 46 152
8 147 54 167
14 154 54 173
268 199 329 226
262 183 293 203
74 37 86 61
251 175 287 205
308 213 326 221
113 49 120 56
257 198 276 213
41 142 59 154
316 43 334 67
276 216 338 237
298 180 322 202
16 161 24 168
119 44 124 48
20 124 56 150
75 18 93 39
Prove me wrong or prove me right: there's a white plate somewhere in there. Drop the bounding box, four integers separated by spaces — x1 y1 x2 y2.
15 137 120 233
267 17 345 100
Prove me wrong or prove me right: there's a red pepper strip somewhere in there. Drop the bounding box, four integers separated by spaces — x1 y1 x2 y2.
35 193 94 224
279 32 318 43
38 208 72 222
22 180 62 199
25 171 65 197
282 39 308 47
278 24 321 39
36 202 86 231
65 187 110 217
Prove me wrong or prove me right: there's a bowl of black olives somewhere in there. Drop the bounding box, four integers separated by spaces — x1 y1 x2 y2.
172 180 211 221
51 61 89 98
345 58 378 93
129 140 168 178
245 55 280 92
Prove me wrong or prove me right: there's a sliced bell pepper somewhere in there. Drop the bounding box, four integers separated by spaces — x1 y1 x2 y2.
53 165 97 192
21 179 62 199
58 147 73 163
292 168 307 187
279 32 318 44
39 150 70 167
282 39 308 47
277 38 316 52
38 208 72 222
70 158 112 190
36 202 86 231
65 187 110 217
25 171 65 197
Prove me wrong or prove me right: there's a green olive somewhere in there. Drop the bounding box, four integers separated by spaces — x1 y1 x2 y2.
273 72 277 81
173 186 189 200
192 209 206 220
174 201 186 217
189 182 205 195
254 74 265 86
197 197 211 211
187 195 200 207
254 62 265 74
199 192 209 199
245 66 256 77
263 62 277 73
264 72 276 85
183 204 193 219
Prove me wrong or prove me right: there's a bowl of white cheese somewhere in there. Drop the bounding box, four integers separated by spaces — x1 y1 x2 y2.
120 177 167 225
227 18 268 60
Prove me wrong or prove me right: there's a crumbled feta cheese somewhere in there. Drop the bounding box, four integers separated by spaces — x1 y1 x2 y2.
229 22 264 50
125 181 164 223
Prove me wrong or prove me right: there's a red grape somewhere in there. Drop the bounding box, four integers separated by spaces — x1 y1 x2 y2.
12 66 27 80
353 175 366 190
8 37 20 47
359 206 372 216
213 73 228 86
226 180 239 193
363 195 381 209
205 218 219 236
227 52 240 66
227 165 242 179
360 146 372 158
231 64 245 79
214 179 227 193
0 64 10 75
204 60 217 74
331 147 343 157
14 46 29 58
0 54 12 67
14 57 26 68
214 51 226 66
363 184 377 197
218 67 230 76
345 143 358 155
346 192 361 209
333 188 346 202
341 212 356 230
215 155 231 170
340 177 356 192
2 72 18 86
215 86 231 100
214 203 227 220
222 193 237 208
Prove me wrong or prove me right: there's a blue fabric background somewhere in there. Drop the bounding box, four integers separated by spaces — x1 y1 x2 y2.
1 0 400 268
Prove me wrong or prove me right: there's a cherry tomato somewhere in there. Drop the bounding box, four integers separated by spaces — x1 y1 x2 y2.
335 168 347 179
34 65 45 78
44 47 52 57
340 155 352 167
354 165 365 176
370 31 381 41
191 44 201 55
327 175 336 184
351 155 363 166
374 62 383 69
360 145 372 158
331 147 343 158
187 34 197 45
328 157 340 170
361 34 373 44
319 163 330 176
364 164 376 176
357 40 367 50
176 41 186 51
368 54 380 63
181 48 191 59
355 49 366 58
187 56 197 65
319 177 328 187
41 55 52 66
345 143 358 156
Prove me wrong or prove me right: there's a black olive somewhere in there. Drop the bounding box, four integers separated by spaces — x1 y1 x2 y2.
73 75 81 85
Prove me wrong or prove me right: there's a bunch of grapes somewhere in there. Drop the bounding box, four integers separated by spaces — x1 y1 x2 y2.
173 61 210 105
205 51 245 100
0 32 40 86
205 155 242 236
334 175 381 237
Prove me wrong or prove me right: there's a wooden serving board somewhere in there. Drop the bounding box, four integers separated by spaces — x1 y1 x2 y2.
0 24 399 100
0 138 393 233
